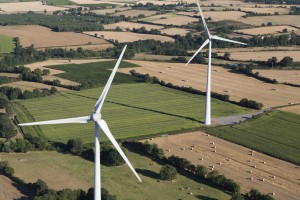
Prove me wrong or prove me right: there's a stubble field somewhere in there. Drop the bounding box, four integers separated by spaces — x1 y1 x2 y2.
141 13 199 26
104 21 164 31
235 25 299 35
119 60 300 108
253 69 300 85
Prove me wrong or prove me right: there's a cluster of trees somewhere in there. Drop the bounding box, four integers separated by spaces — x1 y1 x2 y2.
0 12 127 32
0 115 17 138
0 86 57 100
290 6 300 14
131 27 161 35
243 0 300 4
132 3 182 11
0 138 33 153
245 189 275 200
239 98 264 110
101 146 125 166
265 56 294 67
159 164 177 180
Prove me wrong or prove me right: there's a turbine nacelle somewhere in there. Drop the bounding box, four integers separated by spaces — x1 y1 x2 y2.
91 113 102 122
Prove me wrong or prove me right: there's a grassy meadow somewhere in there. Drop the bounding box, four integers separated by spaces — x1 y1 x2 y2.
0 34 14 54
15 83 250 144
0 150 231 200
206 110 300 165
46 0 75 5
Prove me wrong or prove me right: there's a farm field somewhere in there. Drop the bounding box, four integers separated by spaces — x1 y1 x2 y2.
133 53 179 61
90 7 129 15
278 105 300 115
46 0 75 5
235 25 299 35
148 131 300 200
179 11 245 21
0 73 19 78
206 110 300 165
227 50 300 62
0 1 66 13
140 13 198 26
213 46 300 53
239 15 300 27
0 25 112 49
0 175 29 200
104 21 164 31
69 0 126 5
15 83 250 144
253 69 300 85
119 60 300 108
1 81 68 91
83 31 174 42
111 9 157 17
160 27 190 36
240 6 290 14
0 34 14 54
0 150 231 200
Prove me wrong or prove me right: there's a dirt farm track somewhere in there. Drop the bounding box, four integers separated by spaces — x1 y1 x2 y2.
148 132 300 200
120 61 300 108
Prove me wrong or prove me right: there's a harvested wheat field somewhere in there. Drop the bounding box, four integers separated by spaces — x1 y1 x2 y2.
0 175 31 199
104 21 163 31
228 51 300 62
0 25 111 49
70 0 125 5
111 9 157 17
1 81 68 92
160 28 190 36
179 11 245 21
240 7 290 14
214 46 300 53
136 0 176 5
25 59 112 75
253 69 300 85
240 15 300 27
91 7 129 15
120 60 300 108
235 26 299 35
0 2 65 13
0 73 19 78
84 31 174 43
141 13 198 26
147 131 300 200
278 105 300 115
0 108 5 113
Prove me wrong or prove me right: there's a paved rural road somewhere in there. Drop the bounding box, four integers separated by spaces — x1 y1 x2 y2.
213 111 265 125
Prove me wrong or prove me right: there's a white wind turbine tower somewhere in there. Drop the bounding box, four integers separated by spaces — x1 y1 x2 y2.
19 45 142 200
186 1 247 125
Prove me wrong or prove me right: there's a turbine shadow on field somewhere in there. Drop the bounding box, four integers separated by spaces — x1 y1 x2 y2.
136 168 159 179
195 195 218 200
66 93 202 123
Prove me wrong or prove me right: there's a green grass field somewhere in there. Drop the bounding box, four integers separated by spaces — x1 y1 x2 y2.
46 0 75 5
0 34 14 54
0 150 231 200
0 76 19 84
15 83 250 144
205 110 300 165
46 61 141 87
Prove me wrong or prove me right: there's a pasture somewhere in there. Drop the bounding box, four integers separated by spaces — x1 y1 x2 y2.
69 0 125 5
149 131 300 200
0 150 231 199
16 83 250 144
104 21 164 31
46 0 75 5
83 31 174 43
0 34 14 54
140 13 198 26
235 25 299 35
227 50 300 62
253 69 300 85
0 25 112 49
118 60 300 108
111 9 157 17
206 110 300 165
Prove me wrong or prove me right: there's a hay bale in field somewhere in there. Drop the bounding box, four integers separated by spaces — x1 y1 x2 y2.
165 149 171 152
159 71 165 74
199 158 204 161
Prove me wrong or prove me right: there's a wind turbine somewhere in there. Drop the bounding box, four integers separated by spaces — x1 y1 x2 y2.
18 45 142 200
186 1 247 125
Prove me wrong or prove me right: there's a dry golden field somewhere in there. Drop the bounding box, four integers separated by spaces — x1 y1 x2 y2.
0 25 111 49
253 69 300 85
141 13 198 26
111 9 157 17
147 131 300 200
70 0 125 5
235 26 299 35
160 28 190 36
120 60 300 108
240 15 300 27
278 105 300 115
0 73 19 78
179 11 245 21
84 31 174 42
227 51 300 62
1 81 68 92
91 7 130 15
214 46 300 53
136 0 176 5
0 175 28 200
0 2 65 13
240 7 290 14
104 21 164 31
0 108 5 113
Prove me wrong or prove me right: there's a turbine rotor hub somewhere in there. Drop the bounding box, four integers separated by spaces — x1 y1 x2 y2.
91 113 101 121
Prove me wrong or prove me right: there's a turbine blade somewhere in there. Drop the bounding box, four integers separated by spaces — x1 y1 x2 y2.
211 35 247 46
197 0 210 36
97 119 142 182
18 116 90 126
94 45 127 113
186 39 209 66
